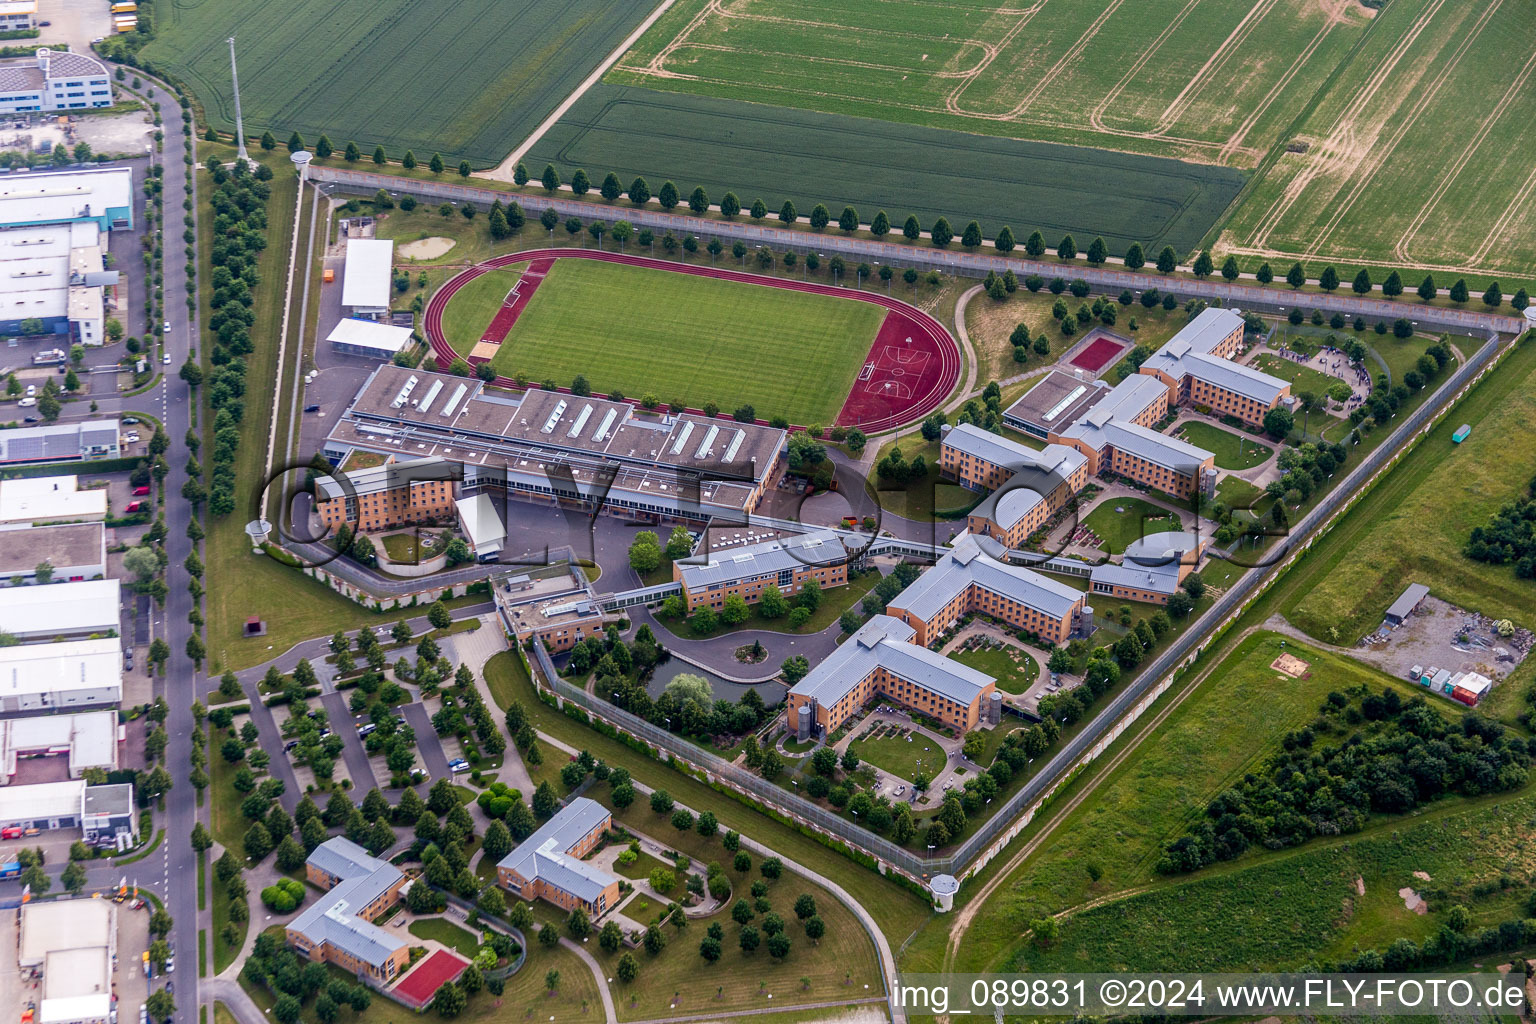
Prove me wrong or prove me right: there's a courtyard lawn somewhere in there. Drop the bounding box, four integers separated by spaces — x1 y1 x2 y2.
655 570 881 641
1215 474 1265 512
1174 421 1272 471
440 269 521 357
609 848 672 884
950 643 1039 695
1080 497 1184 555
407 917 481 958
1250 352 1349 400
482 258 884 425
847 722 947 784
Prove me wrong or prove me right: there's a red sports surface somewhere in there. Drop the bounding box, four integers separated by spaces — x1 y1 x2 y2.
475 257 552 351
392 949 471 1008
424 249 960 432
1068 331 1128 374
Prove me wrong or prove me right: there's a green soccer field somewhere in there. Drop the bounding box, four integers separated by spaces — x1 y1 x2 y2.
440 269 521 356
472 259 885 425
136 0 654 166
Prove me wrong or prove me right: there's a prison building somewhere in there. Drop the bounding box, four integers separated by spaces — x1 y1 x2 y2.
885 535 1086 647
323 366 787 524
497 797 620 918
786 614 996 735
675 528 848 612
939 424 1089 549
1089 531 1207 605
341 239 393 321
313 456 457 533
1055 375 1215 498
288 838 410 984
494 564 613 654
1138 308 1289 425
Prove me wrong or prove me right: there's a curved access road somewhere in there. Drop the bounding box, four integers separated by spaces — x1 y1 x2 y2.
421 248 962 434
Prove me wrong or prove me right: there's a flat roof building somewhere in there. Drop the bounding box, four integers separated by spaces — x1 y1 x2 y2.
0 420 119 466
324 366 788 522
341 239 393 319
0 1 37 32
0 220 115 343
1384 582 1431 627
0 779 134 841
494 563 612 654
327 317 413 359
0 49 112 115
1090 530 1207 605
0 709 117 780
0 475 108 524
498 796 620 918
787 614 997 735
0 520 105 584
1002 368 1111 439
0 167 131 232
0 578 119 641
675 528 850 611
289 837 410 984
20 898 114 1011
1138 308 1288 425
0 637 121 709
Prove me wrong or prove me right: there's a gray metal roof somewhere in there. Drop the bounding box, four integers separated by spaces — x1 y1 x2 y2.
891 535 1083 622
1091 531 1203 596
0 420 118 465
291 838 407 968
497 797 615 903
789 614 994 708
1089 561 1181 596
1084 419 1213 473
966 438 1085 528
1140 308 1286 404
677 528 848 590
1385 582 1430 622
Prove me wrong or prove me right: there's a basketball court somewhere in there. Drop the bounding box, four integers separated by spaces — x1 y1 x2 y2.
835 307 958 433
1067 329 1130 376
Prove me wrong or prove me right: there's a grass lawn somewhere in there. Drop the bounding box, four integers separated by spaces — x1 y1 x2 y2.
967 292 1193 386
209 721 250 973
609 848 671 883
407 916 481 958
492 934 605 1023
950 643 1039 695
439 268 521 357
1174 421 1272 471
380 532 427 562
865 434 977 523
1080 497 1184 555
480 650 931 944
930 631 1472 973
1287 333 1536 646
847 722 947 785
1214 474 1265 512
484 258 884 425
1250 351 1350 400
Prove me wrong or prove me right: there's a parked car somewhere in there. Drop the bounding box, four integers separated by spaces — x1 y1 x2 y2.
124 501 142 513
283 740 298 752
132 486 151 496
0 825 22 839
162 353 171 365
356 723 375 737
23 385 34 396
304 404 320 413
448 758 470 773
22 416 35 423
122 417 139 425
165 956 173 974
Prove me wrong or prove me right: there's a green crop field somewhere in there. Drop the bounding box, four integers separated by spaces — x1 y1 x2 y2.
473 258 884 424
525 84 1244 257
1174 421 1272 471
140 0 655 167
1287 335 1536 645
1218 0 1536 281
609 0 1370 168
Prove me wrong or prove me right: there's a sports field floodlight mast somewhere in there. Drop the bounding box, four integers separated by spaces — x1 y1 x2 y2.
228 36 248 162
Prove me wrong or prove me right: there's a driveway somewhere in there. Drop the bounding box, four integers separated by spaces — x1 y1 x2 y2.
401 701 452 781
239 681 302 813
320 690 379 795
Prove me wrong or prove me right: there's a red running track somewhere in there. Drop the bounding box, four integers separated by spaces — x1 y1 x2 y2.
423 249 961 433
474 257 552 353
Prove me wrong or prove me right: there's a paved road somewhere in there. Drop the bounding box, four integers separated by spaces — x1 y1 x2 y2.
319 691 379 794
238 680 303 815
400 701 452 780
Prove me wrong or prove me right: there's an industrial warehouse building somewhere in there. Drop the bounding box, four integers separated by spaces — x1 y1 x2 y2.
786 614 998 735
0 708 117 780
341 239 394 320
0 520 106 583
0 420 120 466
0 49 112 114
0 778 135 842
0 167 132 232
323 366 787 524
0 578 119 641
0 219 116 342
498 797 620 917
20 898 115 1024
0 636 122 709
0 474 108 524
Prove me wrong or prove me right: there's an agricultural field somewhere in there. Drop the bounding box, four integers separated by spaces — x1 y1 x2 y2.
608 0 1370 168
523 84 1243 257
477 258 884 424
1287 335 1536 645
1174 421 1272 471
1218 0 1536 282
141 0 655 166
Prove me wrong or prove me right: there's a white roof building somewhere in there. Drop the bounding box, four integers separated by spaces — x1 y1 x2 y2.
341 239 393 315
0 709 117 780
0 167 131 231
19 897 114 1004
0 578 119 641
455 493 505 559
0 636 121 711
326 317 413 358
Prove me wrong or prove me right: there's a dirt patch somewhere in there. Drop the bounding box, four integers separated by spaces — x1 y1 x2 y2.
1413 870 1432 882
1399 886 1428 915
1354 876 1365 896
1354 595 1530 694
399 236 456 260
1271 652 1310 677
